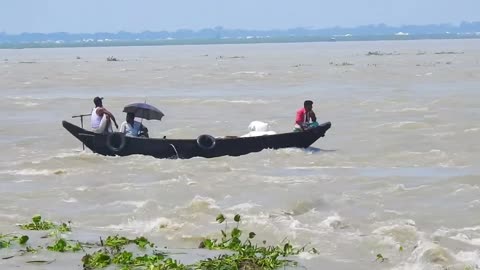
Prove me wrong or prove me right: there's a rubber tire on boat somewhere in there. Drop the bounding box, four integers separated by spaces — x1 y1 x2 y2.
106 132 127 152
197 134 216 150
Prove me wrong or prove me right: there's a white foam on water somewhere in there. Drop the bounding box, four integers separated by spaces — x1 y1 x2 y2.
407 241 480 270
434 225 480 247
450 233 480 246
62 197 78 203
393 184 430 192
464 128 480 133
375 107 429 113
101 217 183 234
75 186 88 191
106 200 149 209
384 209 405 216
54 151 95 159
400 107 429 112
392 241 456 270
14 101 39 107
275 148 305 155
454 250 480 268
200 99 271 104
375 121 428 129
227 202 262 212
13 179 33 183
287 166 356 169
0 168 67 176
297 251 319 260
181 196 219 212
468 200 480 208
430 132 455 137
231 71 270 77
372 222 419 244
319 213 345 230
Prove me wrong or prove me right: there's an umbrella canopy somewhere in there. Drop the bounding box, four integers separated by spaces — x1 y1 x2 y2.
123 103 164 120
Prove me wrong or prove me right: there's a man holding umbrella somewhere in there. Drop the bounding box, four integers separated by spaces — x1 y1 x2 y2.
120 102 164 137
120 112 149 137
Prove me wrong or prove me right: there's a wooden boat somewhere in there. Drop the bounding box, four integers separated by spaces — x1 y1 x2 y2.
62 120 331 159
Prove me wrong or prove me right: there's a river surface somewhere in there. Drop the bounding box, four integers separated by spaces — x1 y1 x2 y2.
1 39 480 269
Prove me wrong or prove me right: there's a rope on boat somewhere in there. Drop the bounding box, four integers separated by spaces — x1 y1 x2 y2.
169 144 179 159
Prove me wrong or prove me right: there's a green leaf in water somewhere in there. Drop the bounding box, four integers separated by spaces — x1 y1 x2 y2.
19 235 29 245
216 214 225 224
231 228 242 238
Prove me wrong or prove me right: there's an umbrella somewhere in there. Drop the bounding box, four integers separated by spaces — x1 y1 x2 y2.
123 103 165 120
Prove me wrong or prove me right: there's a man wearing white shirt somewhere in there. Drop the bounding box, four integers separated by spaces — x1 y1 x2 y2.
119 112 149 137
91 96 118 134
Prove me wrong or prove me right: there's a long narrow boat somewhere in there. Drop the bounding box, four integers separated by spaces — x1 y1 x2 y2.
62 121 331 159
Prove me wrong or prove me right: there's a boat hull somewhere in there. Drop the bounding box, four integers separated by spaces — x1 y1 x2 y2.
62 121 331 159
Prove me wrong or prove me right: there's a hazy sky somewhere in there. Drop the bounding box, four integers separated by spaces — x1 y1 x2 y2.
3 0 479 33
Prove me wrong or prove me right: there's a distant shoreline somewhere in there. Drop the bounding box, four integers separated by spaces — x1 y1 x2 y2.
1 34 479 49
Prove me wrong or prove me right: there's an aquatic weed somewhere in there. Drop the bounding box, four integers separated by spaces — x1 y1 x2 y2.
104 235 155 251
0 234 29 248
197 214 313 270
47 238 82 252
4 214 314 270
19 215 71 232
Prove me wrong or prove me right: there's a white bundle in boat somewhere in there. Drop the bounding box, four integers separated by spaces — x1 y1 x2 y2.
241 121 277 137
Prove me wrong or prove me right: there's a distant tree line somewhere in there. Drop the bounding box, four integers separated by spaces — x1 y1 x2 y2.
1 22 479 44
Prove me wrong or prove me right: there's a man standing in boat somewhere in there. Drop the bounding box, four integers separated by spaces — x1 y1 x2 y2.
91 96 118 134
294 100 319 131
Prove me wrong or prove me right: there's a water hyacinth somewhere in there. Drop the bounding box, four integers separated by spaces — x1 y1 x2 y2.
2 214 316 270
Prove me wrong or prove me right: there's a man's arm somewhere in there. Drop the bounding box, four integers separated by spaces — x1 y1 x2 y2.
119 122 126 133
310 111 317 122
97 107 119 129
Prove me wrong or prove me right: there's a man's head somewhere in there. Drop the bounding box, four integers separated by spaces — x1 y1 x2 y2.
93 96 103 107
126 112 135 123
304 100 313 112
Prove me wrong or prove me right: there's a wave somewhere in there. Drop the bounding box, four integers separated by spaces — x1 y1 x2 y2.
367 219 475 269
464 128 480 133
319 213 345 230
62 197 78 203
200 99 272 105
375 107 429 113
100 217 184 234
106 200 149 209
13 101 39 107
231 71 270 77
373 121 429 129
179 196 219 213
227 202 262 212
0 168 67 176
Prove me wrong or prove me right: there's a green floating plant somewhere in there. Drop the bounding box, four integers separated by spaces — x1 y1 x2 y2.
198 214 315 270
47 238 82 253
4 214 314 270
0 234 29 248
104 235 155 251
19 215 71 232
